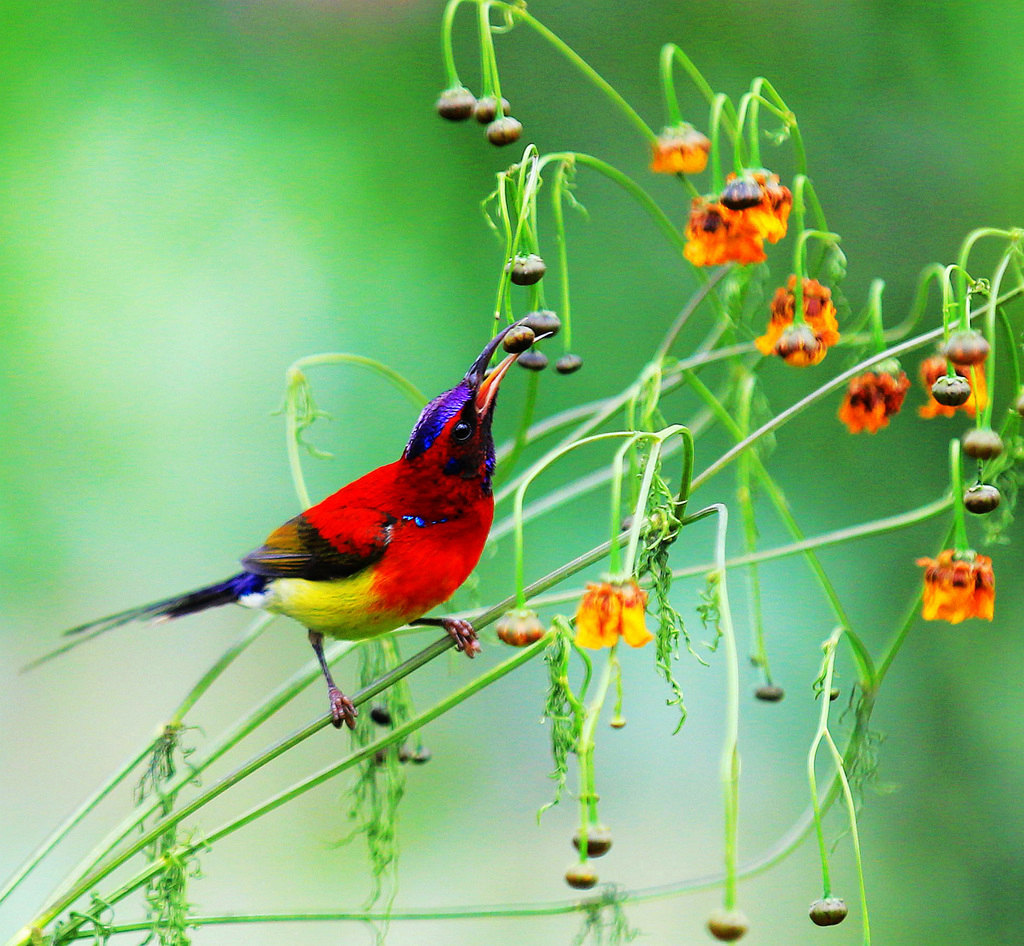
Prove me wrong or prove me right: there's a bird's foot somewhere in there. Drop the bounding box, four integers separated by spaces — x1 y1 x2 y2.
327 686 357 729
442 617 481 658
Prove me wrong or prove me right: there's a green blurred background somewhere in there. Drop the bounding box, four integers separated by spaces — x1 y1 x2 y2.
2 1 1023 943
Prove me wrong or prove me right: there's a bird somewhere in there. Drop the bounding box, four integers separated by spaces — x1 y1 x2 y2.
34 321 536 729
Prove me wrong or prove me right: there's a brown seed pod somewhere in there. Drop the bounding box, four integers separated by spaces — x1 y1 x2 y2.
473 95 510 124
707 908 749 942
930 374 972 407
809 897 848 926
610 715 627 729
964 483 1001 514
555 354 583 374
564 861 598 890
962 427 1004 459
829 687 840 702
942 329 990 366
517 349 548 371
502 325 536 354
411 746 432 765
495 609 546 647
720 175 762 210
435 86 477 121
369 704 392 726
398 744 413 764
522 309 562 337
486 116 522 146
507 253 547 286
572 824 613 858
755 684 785 702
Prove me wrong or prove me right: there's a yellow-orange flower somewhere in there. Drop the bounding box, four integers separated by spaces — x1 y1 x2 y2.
574 579 653 650
651 124 711 175
725 170 792 243
838 367 911 433
916 549 995 623
683 198 766 267
756 276 840 365
918 355 988 418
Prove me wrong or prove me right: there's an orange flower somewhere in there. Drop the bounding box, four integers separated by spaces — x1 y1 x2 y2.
918 355 988 418
683 198 766 267
651 124 711 175
755 276 840 365
916 549 995 623
725 170 792 243
574 579 653 649
838 366 911 433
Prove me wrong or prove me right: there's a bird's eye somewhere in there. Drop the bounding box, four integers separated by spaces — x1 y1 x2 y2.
452 421 473 442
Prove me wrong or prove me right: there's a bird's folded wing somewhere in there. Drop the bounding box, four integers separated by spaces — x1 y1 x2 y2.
241 508 395 581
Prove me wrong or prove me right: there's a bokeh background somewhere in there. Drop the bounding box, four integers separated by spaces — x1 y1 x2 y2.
3 1 1024 943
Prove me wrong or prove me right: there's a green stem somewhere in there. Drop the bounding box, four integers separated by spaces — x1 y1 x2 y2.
550 158 574 350
806 628 843 898
981 251 1012 428
489 2 656 142
949 439 969 552
577 652 615 854
440 0 463 86
538 151 684 252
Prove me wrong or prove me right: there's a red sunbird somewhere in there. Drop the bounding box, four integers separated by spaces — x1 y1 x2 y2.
36 322 535 728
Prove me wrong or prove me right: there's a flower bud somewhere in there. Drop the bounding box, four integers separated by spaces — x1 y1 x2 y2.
495 609 546 646
942 329 990 366
555 354 583 374
564 861 598 890
473 95 510 124
755 684 785 702
517 349 548 371
1016 390 1024 417
930 374 972 407
522 309 561 337
507 253 547 286
370 704 392 726
486 116 522 146
435 86 477 121
720 175 763 210
572 823 612 857
964 483 1001 514
411 746 432 764
502 325 536 354
809 897 848 926
962 427 1003 459
707 908 749 941
610 715 627 729
829 687 840 701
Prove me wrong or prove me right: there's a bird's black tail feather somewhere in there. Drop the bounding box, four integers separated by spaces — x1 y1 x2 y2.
24 573 264 671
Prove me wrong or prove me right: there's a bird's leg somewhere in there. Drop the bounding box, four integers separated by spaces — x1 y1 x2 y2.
308 629 357 729
411 617 481 657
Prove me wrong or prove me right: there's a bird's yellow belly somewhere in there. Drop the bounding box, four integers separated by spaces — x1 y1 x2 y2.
261 571 406 639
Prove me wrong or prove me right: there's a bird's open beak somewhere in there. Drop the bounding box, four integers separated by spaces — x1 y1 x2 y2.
475 351 519 413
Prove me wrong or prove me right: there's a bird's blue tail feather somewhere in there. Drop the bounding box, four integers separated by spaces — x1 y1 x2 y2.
23 573 267 671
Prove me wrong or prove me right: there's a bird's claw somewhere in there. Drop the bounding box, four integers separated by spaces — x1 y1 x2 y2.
443 618 480 658
328 686 358 729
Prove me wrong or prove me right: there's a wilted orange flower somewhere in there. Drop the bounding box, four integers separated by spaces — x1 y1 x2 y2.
651 124 711 175
838 366 911 433
916 549 995 623
756 276 840 365
725 170 792 243
683 199 766 267
918 355 988 418
574 579 653 650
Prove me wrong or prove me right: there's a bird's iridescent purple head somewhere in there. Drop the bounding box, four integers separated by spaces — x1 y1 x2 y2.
402 322 529 491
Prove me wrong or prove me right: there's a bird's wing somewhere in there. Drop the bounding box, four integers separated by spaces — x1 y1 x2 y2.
241 508 395 581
